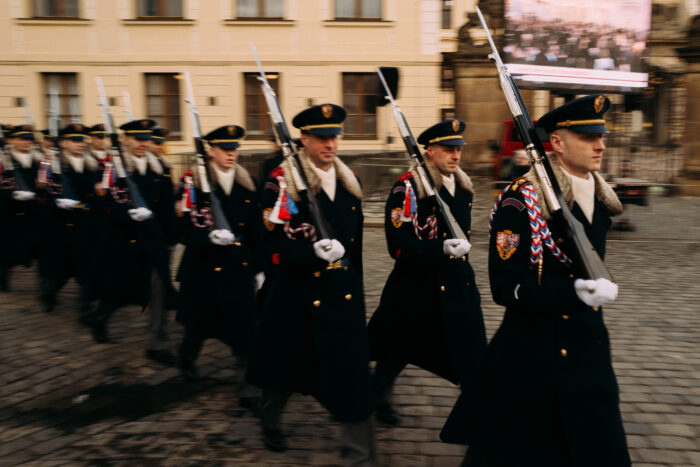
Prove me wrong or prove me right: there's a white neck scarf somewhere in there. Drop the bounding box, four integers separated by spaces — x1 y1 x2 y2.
563 169 596 223
214 165 235 196
91 149 106 160
441 173 456 197
68 153 85 174
310 163 336 201
11 149 33 169
132 154 147 176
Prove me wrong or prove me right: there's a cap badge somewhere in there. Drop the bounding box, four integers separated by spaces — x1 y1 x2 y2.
22 124 31 131
321 104 333 119
594 96 605 114
141 120 149 128
227 125 235 135
75 124 83 132
451 120 460 132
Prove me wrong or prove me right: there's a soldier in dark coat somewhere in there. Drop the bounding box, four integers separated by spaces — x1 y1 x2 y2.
0 125 41 292
87 124 107 163
35 124 100 313
246 104 376 466
367 120 487 425
80 119 177 366
441 95 630 467
175 124 262 407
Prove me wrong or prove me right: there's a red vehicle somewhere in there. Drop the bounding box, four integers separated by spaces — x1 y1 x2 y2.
493 120 552 180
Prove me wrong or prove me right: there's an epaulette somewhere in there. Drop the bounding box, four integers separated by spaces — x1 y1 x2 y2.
398 172 413 182
508 176 528 193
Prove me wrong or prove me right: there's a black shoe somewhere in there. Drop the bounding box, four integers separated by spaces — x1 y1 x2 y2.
41 296 57 313
79 314 109 343
0 272 9 292
262 428 287 452
375 403 400 425
146 348 176 366
239 395 261 412
178 356 198 381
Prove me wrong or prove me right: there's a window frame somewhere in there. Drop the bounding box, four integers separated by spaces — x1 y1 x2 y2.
341 72 378 140
32 0 80 19
43 72 81 128
135 0 184 19
243 72 280 140
333 0 382 21
235 0 284 20
144 73 182 141
441 0 453 29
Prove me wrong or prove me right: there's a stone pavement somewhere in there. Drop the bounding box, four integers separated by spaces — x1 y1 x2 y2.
1 177 699 466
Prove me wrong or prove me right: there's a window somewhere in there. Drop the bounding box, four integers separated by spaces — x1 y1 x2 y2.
441 60 454 91
145 73 181 139
237 0 284 19
441 0 453 29
33 0 79 18
342 73 377 139
43 73 80 127
441 108 455 121
243 72 279 139
137 0 183 18
334 0 381 20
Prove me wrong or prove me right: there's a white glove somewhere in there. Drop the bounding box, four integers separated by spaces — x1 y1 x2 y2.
208 229 235 246
56 198 80 210
574 278 619 308
128 207 153 222
254 272 265 291
443 238 472 257
12 190 35 201
313 239 345 263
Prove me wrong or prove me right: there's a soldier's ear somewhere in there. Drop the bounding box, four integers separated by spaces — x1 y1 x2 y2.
549 131 564 153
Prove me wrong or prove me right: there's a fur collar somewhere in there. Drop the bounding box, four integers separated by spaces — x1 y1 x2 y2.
9 149 43 168
409 160 474 199
191 161 256 193
524 155 623 220
124 151 164 175
280 150 362 202
61 151 98 172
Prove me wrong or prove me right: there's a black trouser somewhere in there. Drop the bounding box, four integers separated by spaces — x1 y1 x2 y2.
374 360 406 407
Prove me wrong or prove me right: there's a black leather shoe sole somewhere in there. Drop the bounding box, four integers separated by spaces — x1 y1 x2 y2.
262 428 287 452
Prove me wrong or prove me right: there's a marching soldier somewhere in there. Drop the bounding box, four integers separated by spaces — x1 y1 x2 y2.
87 124 107 162
39 129 58 154
36 123 99 313
367 120 487 425
80 119 177 366
246 104 376 465
175 125 262 408
0 125 41 291
441 95 630 466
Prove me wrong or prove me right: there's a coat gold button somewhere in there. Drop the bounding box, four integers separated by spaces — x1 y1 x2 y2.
66 223 74 227
562 314 569 320
351 206 356 211
440 285 446 292
350 238 355 242
313 271 321 278
569 274 574 278
461 256 466 262
17 212 25 216
313 300 321 307
214 267 222 272
467 230 471 235
466 281 470 286
241 262 248 267
593 306 599 312
442 232 447 238
561 349 568 357
130 239 137 244
238 222 245 226
244 199 251 203
557 238 564 244
233 242 241 247
345 294 352 301
468 203 472 207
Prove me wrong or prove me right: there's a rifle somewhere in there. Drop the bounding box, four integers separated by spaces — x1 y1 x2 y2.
475 6 611 280
182 69 232 231
95 76 149 209
376 67 468 241
46 87 78 201
251 44 333 246
122 90 135 122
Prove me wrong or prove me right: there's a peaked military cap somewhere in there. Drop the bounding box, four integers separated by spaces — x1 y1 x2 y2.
40 128 59 143
536 95 611 134
8 124 35 140
417 119 467 147
59 123 88 140
88 124 105 138
151 127 170 144
120 119 156 140
204 125 245 150
292 104 345 136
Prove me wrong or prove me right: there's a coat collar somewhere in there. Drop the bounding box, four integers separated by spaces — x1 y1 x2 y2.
524 154 623 220
124 151 164 175
61 151 98 172
408 160 474 199
191 161 256 193
280 149 362 202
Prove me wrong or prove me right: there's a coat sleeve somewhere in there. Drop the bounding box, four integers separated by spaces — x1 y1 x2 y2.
244 175 264 274
385 176 444 263
488 189 580 313
175 185 214 250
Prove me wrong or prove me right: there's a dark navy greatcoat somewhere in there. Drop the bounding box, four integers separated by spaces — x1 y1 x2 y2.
441 175 630 467
246 155 374 423
368 168 486 385
175 165 261 356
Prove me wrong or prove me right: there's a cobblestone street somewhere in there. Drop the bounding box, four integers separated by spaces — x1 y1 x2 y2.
1 177 699 466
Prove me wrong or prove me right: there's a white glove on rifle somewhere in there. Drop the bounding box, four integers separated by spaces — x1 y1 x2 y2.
56 198 80 210
128 207 153 222
254 272 265 292
574 278 618 308
12 190 35 201
443 238 471 257
313 239 345 263
209 229 235 246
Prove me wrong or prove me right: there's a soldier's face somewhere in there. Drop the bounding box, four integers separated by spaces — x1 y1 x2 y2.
301 133 337 170
124 136 148 157
60 138 86 156
11 137 33 152
41 138 56 151
209 145 238 170
427 144 461 176
551 129 605 178
90 136 105 151
148 141 162 155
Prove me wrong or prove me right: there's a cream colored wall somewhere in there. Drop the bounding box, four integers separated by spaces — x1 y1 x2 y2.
0 0 444 154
